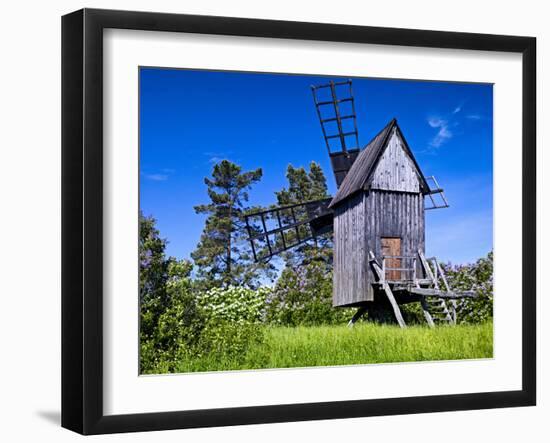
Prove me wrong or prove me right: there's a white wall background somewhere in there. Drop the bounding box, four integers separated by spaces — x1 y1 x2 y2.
0 1 545 441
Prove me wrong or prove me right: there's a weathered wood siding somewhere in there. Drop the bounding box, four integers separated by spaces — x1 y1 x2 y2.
365 190 425 301
370 129 421 193
333 192 368 307
333 190 425 307
332 126 426 307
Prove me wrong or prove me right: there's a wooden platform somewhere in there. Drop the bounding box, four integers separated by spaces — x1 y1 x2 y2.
348 250 476 328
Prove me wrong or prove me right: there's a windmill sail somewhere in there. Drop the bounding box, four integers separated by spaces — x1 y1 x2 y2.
245 198 333 262
311 80 361 188
424 175 450 210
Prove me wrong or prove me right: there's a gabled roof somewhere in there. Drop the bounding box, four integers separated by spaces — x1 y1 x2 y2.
328 118 429 208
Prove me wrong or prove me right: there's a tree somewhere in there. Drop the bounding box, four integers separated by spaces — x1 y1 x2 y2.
275 162 329 207
275 162 332 266
139 212 199 372
139 212 273 373
140 212 172 339
192 160 273 288
266 162 339 325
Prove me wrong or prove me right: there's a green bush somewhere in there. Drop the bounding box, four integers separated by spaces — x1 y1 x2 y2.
141 285 272 373
140 260 204 373
400 252 493 326
266 261 351 326
139 212 275 373
193 286 270 361
444 251 493 324
196 321 265 360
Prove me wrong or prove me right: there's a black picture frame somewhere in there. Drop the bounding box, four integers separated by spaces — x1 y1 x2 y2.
62 8 536 435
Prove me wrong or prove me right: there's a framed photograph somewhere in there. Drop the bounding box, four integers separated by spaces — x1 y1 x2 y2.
62 8 536 435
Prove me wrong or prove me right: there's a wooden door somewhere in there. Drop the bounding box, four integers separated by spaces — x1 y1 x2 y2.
381 237 402 281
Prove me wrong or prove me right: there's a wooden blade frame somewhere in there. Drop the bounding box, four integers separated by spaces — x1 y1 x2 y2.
311 79 360 154
245 198 333 261
425 175 450 210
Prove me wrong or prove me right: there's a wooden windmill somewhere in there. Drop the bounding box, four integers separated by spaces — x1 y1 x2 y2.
245 80 474 327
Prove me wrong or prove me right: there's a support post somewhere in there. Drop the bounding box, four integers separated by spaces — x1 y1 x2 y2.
347 306 368 328
420 296 435 328
382 283 406 328
370 251 406 328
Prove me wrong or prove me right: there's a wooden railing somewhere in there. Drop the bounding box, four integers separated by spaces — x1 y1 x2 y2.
381 255 417 282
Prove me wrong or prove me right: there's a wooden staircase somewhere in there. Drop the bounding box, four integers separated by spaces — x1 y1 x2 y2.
353 250 474 329
417 251 456 326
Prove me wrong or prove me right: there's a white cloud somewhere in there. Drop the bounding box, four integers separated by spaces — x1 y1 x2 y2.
144 173 169 181
425 102 485 152
428 116 444 128
208 156 224 164
204 150 232 165
427 116 453 148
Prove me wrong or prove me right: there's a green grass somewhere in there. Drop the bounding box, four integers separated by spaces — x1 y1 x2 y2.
173 322 493 373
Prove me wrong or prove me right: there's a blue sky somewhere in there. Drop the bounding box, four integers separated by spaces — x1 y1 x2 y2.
140 68 493 265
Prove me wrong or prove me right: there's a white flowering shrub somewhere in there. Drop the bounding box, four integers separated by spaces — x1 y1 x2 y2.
191 286 271 361
196 286 270 325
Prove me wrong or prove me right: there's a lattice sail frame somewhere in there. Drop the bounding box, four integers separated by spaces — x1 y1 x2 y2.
424 175 450 210
311 79 360 153
244 198 333 261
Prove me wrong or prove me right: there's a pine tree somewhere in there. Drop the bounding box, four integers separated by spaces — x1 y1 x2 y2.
275 162 329 205
308 162 329 199
192 160 273 288
270 162 337 325
274 161 332 266
140 211 171 311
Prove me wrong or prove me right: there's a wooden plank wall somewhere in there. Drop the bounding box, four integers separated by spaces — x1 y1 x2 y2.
333 192 368 307
333 190 424 307
332 128 426 307
370 130 421 193
365 190 425 298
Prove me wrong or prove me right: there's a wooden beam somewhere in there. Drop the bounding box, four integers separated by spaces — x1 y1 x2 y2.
420 296 435 328
409 287 476 299
370 251 406 327
435 261 450 291
260 214 273 256
369 251 383 280
436 260 457 324
432 258 439 289
418 250 435 281
244 216 257 262
347 306 368 328
382 282 406 328
275 209 286 250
